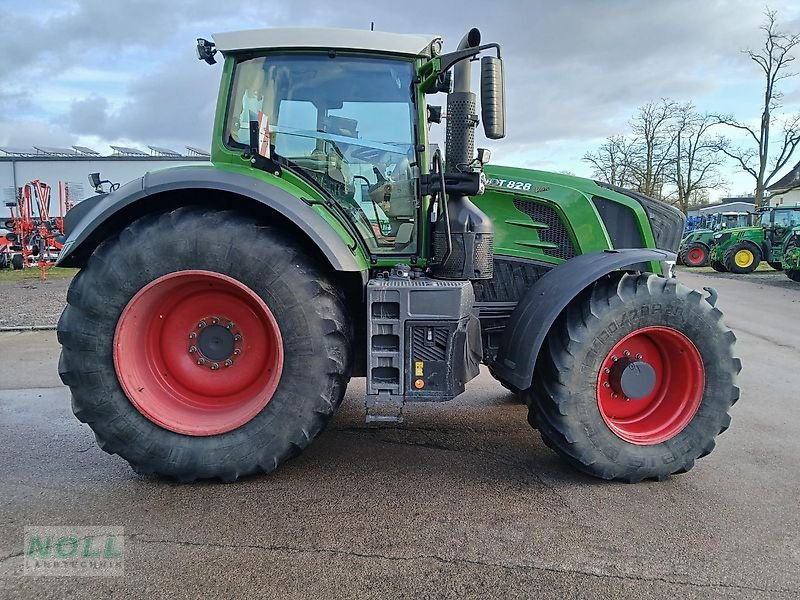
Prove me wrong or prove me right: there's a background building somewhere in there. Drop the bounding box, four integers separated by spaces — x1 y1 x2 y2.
687 197 755 218
0 145 210 209
766 161 800 206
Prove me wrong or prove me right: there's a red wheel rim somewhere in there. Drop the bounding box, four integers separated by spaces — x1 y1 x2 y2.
687 247 705 265
113 270 283 436
596 326 704 445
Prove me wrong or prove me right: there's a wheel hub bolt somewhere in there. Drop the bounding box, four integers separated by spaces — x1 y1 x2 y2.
603 368 611 374
611 356 618 362
198 320 207 329
234 335 242 342
211 362 220 370
197 358 206 365
189 346 197 354
189 332 196 340
636 353 642 360
227 322 235 330
224 359 234 367
603 382 611 388
212 317 219 325
233 349 241 356
623 350 630 357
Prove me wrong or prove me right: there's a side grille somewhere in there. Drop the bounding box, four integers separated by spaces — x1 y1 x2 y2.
473 257 551 303
512 199 576 260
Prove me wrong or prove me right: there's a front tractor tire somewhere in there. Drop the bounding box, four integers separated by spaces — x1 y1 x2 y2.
58 207 352 482
724 241 761 274
710 258 728 273
526 274 740 483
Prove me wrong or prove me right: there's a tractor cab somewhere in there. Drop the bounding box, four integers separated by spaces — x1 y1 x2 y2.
203 27 505 278
759 205 800 245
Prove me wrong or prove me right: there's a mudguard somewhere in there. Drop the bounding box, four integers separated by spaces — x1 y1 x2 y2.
491 248 675 391
56 166 364 275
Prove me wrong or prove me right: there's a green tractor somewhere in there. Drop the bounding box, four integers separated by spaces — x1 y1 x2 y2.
781 227 800 282
709 204 800 274
678 212 751 267
55 27 739 483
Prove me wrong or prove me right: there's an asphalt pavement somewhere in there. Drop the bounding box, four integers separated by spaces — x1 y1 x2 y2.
0 269 798 599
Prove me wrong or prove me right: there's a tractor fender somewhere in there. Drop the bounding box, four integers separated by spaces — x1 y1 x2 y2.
491 248 675 391
55 166 364 276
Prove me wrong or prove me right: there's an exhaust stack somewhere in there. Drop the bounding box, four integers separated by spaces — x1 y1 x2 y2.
431 28 494 281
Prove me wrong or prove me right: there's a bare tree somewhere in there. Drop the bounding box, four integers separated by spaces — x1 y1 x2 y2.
583 135 636 188
585 100 723 211
672 104 726 214
584 100 679 199
628 100 681 199
714 9 800 207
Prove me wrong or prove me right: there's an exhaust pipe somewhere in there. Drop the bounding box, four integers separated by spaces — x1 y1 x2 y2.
431 28 494 281
445 28 481 173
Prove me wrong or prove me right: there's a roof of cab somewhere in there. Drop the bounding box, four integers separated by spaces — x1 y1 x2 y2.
213 27 441 58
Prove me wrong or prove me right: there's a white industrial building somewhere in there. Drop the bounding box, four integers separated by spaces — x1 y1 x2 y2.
766 160 800 207
0 145 210 208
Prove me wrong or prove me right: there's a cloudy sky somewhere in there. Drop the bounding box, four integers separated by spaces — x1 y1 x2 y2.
2 0 800 199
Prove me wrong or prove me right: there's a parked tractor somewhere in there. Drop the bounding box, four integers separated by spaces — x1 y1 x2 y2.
781 227 800 282
709 204 800 274
55 27 740 483
678 211 751 267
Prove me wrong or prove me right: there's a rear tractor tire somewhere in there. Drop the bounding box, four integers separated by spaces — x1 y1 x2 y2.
724 241 761 274
58 207 353 482
11 253 23 270
684 242 709 267
526 274 740 483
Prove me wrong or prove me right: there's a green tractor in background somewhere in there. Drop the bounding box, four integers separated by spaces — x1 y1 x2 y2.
709 204 800 274
54 27 739 484
781 227 800 281
678 211 751 267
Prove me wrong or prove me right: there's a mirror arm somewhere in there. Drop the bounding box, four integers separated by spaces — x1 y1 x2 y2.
419 43 501 93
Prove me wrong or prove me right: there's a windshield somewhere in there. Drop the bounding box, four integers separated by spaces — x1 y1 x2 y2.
226 54 419 254
773 209 800 229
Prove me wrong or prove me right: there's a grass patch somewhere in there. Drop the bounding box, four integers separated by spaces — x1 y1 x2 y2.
0 266 78 282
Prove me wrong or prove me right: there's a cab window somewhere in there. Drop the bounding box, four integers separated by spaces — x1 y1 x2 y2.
226 54 419 254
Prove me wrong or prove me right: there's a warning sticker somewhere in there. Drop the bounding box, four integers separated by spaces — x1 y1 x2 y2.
415 361 424 377
257 111 270 158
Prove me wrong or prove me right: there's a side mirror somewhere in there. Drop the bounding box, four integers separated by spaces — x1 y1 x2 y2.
88 172 102 191
480 56 506 140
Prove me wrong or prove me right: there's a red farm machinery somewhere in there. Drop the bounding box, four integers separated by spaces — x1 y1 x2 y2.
3 180 73 277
